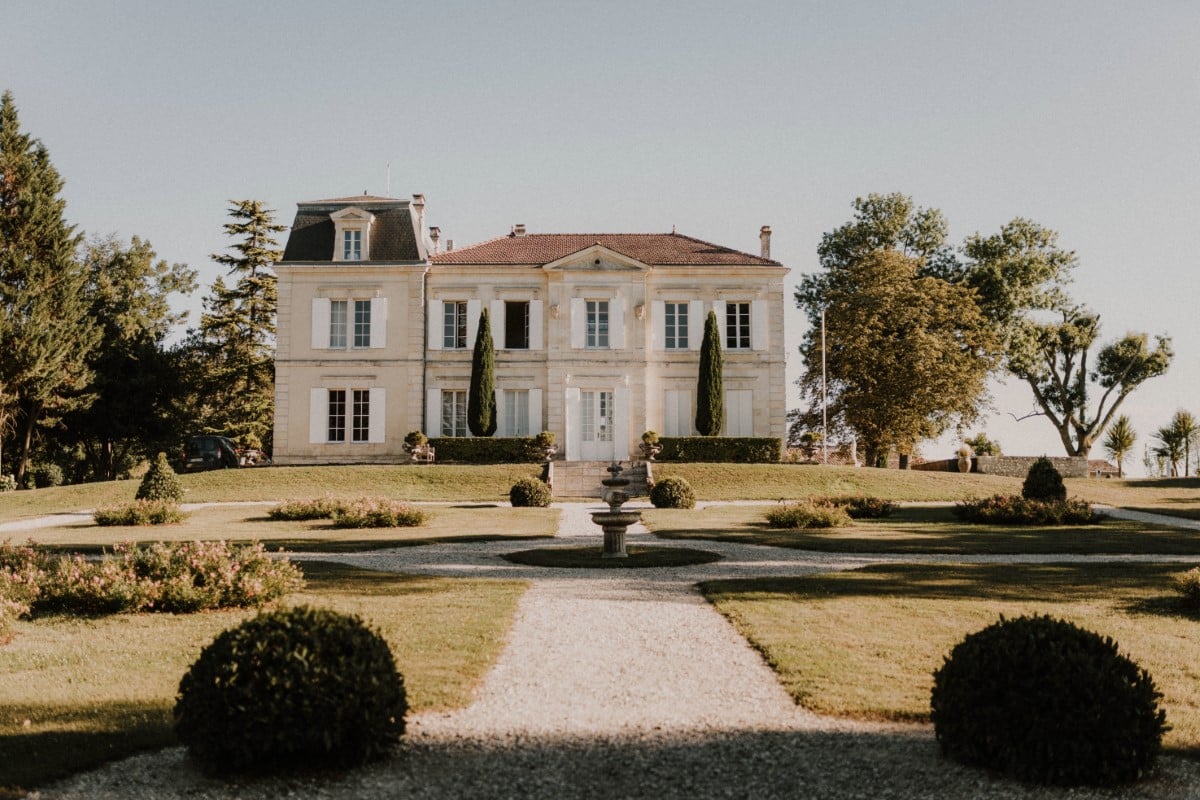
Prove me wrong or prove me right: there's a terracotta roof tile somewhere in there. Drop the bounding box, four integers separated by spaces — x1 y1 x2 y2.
431 233 780 266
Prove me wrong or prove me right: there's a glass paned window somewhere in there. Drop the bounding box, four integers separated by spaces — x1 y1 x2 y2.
327 390 346 442
443 301 468 349
581 391 613 442
329 300 347 348
352 389 370 442
586 300 609 348
504 389 530 436
665 302 688 349
726 302 751 349
353 300 371 347
441 390 468 437
505 301 530 349
343 229 362 260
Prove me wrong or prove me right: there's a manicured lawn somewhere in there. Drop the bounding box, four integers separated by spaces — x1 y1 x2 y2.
14 504 559 554
644 504 1200 555
702 562 1200 754
0 464 544 522
0 561 527 791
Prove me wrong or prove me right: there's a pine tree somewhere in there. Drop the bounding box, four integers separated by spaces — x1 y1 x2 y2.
467 308 497 436
0 90 100 481
197 201 283 450
696 310 724 436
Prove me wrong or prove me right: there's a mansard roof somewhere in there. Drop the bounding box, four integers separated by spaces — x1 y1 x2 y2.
281 196 423 262
431 232 780 267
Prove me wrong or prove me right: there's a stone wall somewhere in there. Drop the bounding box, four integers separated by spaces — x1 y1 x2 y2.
974 455 1089 478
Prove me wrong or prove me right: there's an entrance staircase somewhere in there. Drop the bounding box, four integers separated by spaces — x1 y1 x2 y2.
544 460 652 498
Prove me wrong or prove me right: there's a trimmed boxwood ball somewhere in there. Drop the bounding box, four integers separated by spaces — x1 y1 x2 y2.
650 476 696 509
1022 456 1067 503
931 614 1167 786
137 451 183 502
174 605 406 774
510 477 551 507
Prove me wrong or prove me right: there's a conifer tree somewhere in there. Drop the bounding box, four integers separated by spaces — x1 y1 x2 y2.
0 90 100 481
696 310 724 435
467 308 497 436
136 451 183 502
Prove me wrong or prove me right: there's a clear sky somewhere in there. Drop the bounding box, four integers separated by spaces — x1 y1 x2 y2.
3 1 1197 473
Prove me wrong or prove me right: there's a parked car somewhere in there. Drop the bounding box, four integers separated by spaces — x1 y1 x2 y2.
183 435 241 472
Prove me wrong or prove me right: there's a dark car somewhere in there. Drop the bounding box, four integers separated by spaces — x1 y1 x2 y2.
183 435 240 472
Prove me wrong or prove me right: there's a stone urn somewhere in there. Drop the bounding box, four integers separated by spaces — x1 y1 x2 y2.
957 444 974 474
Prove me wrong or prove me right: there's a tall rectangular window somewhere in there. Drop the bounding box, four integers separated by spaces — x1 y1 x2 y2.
505 301 530 349
343 230 362 260
351 389 370 442
353 300 371 347
504 389 530 436
327 389 346 442
586 300 609 348
441 390 468 437
665 302 689 349
443 301 468 349
329 300 347 348
726 302 751 350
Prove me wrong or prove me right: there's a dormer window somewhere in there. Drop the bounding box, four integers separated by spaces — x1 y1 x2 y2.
330 207 374 262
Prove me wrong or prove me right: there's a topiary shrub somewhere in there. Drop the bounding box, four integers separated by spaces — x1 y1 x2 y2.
136 452 184 502
28 463 63 489
510 477 552 507
649 476 696 509
1022 456 1067 503
175 605 406 774
764 500 852 529
931 614 1167 786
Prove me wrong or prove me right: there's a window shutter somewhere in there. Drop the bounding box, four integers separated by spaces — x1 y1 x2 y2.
688 301 704 351
652 300 665 350
751 300 767 351
466 299 481 346
371 297 388 349
610 297 625 349
664 389 678 436
311 298 330 350
368 388 386 442
564 387 581 459
529 300 544 350
529 388 543 433
496 389 507 436
309 388 327 443
428 299 441 350
613 386 630 458
490 299 505 349
679 390 693 435
570 298 585 349
425 388 440 437
712 300 726 346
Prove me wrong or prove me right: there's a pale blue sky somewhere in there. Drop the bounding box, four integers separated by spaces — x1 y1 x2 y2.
3 1 1197 470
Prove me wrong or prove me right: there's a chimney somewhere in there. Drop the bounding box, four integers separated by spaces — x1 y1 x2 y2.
412 193 426 232
446 239 454 252
759 225 772 260
513 223 527 237
429 226 440 254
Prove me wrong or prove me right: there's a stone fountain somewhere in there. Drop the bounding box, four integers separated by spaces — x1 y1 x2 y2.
590 462 642 558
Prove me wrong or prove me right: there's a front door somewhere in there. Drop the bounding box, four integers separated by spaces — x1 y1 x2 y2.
579 390 615 461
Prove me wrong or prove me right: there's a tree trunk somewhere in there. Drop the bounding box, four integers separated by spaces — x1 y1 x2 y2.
15 401 41 484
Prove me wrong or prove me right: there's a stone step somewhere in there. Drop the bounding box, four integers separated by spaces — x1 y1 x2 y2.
545 461 651 498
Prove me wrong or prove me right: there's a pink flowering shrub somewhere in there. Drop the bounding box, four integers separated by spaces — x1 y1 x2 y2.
94 500 186 526
330 498 428 529
267 497 344 521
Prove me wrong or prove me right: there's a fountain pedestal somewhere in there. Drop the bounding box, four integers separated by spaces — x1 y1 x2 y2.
590 462 642 558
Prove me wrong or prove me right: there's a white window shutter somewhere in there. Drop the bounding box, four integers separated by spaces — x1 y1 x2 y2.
570 298 585 349
610 298 625 349
490 299 505 348
428 299 441 350
664 389 678 437
425 388 440 437
311 298 330 350
309 388 327 443
712 300 726 346
529 388 543 433
368 388 386 443
741 391 753 435
688 300 704 351
751 299 767 351
679 390 693 435
564 387 581 459
652 300 665 351
529 300 544 350
496 389 508 436
466 299 481 346
371 297 388 349
613 386 630 458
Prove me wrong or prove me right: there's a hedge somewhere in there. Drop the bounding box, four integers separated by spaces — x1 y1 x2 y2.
655 437 782 463
428 436 545 464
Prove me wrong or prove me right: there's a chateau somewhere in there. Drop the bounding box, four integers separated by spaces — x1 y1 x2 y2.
272 194 787 463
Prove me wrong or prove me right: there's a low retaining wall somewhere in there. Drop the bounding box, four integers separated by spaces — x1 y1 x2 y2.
912 455 1089 477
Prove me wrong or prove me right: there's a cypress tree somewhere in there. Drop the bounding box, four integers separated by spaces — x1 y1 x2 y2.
696 310 724 435
467 308 497 436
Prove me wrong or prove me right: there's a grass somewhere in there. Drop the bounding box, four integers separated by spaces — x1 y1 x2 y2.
702 562 1200 754
644 504 1200 555
502 545 722 568
0 464 544 523
0 561 527 792
10 504 559 555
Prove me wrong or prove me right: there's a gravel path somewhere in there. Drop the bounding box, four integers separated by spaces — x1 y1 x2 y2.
31 502 1200 799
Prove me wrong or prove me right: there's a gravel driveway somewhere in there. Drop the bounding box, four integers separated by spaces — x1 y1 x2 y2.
31 503 1200 799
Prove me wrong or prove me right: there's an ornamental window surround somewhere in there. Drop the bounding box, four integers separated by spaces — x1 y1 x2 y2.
329 207 375 262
